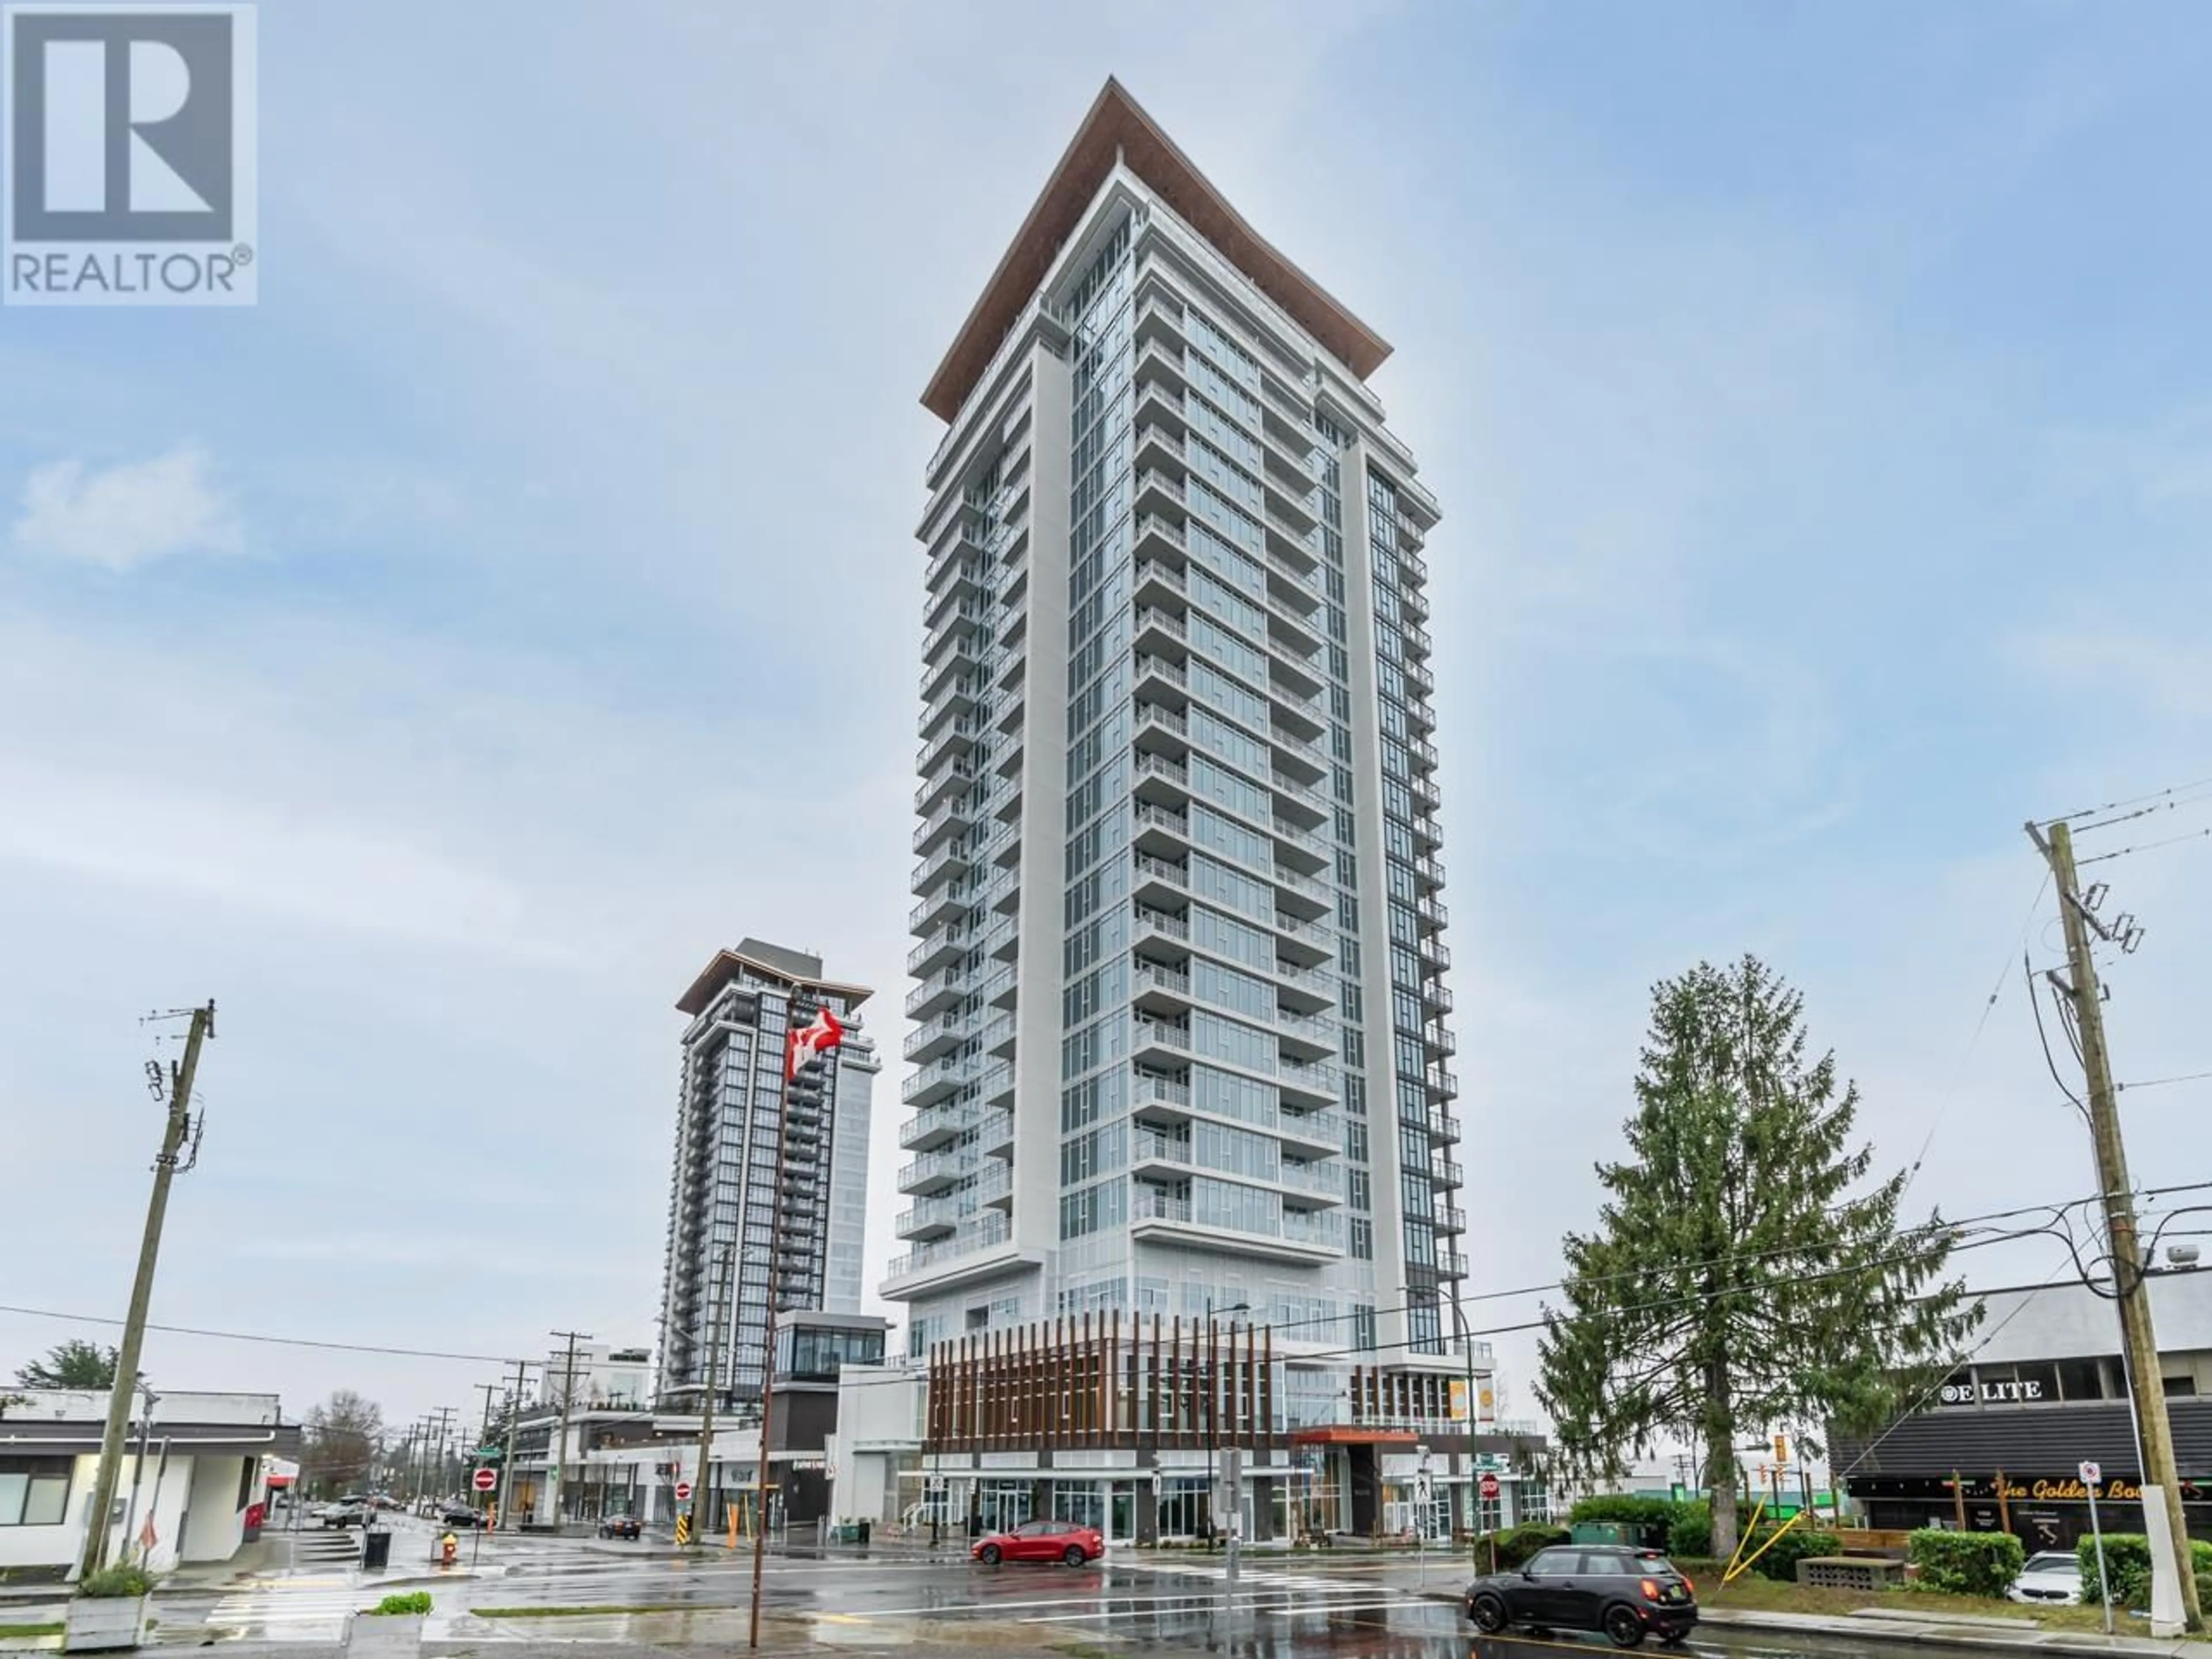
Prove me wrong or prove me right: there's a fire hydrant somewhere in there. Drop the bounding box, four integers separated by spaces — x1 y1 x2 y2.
440 1532 459 1566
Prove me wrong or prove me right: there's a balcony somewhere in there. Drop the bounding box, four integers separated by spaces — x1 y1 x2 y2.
1131 1069 1192 1112
895 1196 965 1241
907 922 974 978
1132 851 1190 907
1416 893 1449 933
914 757 980 816
897 1147 980 1195
1279 1059 1336 1107
1437 1205 1468 1235
1431 1157 1464 1190
1437 1249 1469 1279
915 717 984 781
1421 977 1454 1016
1130 1188 1344 1263
910 840 974 900
1421 934 1452 972
1278 1108 1342 1157
1134 604 1188 654
1132 961 1193 1012
1131 1127 1194 1177
881 1211 1014 1289
1430 1108 1462 1144
907 882 969 938
903 1009 975 1065
1133 750 1191 806
901 1055 983 1114
1278 1158 1345 1205
1133 904 1190 945
912 790 976 857
1132 1016 1192 1063
1133 555 1188 612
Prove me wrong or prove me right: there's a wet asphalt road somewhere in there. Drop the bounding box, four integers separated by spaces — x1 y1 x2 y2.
106 1518 1938 1657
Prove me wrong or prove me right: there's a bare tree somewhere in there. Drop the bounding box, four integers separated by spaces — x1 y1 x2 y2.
302 1390 384 1494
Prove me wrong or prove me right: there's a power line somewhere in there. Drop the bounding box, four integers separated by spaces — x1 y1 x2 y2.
2056 775 2212 829
2120 1070 2212 1092
1902 873 2050 1201
2081 825 2212 867
11 1182 2207 1403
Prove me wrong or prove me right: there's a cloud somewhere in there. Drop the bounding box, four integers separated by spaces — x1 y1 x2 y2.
12 445 242 572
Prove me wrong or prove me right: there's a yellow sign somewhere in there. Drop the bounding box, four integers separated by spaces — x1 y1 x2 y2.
674 1514 691 1546
1448 1380 1469 1422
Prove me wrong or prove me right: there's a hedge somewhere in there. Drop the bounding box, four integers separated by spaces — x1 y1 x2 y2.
1569 1495 1684 1529
2076 1534 2212 1608
1749 1528 1842 1582
1909 1529 2025 1598
1668 1502 1711 1559
1475 1522 1570 1570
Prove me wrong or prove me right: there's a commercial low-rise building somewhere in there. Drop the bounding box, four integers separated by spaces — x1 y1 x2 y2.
506 1312 887 1532
827 1315 1549 1547
1831 1270 2212 1548
0 1390 301 1580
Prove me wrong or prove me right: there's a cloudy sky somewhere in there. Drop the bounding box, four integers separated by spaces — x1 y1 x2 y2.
5 0 2210 1434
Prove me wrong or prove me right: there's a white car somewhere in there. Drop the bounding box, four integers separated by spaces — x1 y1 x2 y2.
2006 1551 2084 1605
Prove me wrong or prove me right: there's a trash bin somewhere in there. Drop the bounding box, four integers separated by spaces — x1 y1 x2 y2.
361 1528 393 1571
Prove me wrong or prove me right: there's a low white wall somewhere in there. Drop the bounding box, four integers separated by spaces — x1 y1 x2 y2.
179 1456 245 1563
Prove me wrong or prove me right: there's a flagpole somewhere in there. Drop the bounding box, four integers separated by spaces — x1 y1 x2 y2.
750 1002 820 1649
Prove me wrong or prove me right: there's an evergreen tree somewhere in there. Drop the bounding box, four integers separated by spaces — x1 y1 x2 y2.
1536 955 1978 1559
13 1340 119 1388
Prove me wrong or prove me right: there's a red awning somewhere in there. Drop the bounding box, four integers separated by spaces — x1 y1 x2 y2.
1290 1426 1420 1446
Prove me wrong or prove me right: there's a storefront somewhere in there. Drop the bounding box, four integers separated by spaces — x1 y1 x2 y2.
1832 1271 2212 1547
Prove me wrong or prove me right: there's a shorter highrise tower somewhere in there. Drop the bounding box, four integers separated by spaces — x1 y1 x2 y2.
656 938 877 1411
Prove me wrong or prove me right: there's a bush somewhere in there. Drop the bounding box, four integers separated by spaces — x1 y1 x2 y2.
1668 1501 1711 1559
2077 1535 2212 1608
1749 1527 1841 1582
1475 1522 1570 1569
1910 1529 2025 1598
1569 1494 1683 1530
366 1592 431 1617
77 1566 153 1600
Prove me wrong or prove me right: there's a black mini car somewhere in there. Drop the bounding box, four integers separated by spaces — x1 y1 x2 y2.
1465 1545 1698 1648
597 1514 643 1540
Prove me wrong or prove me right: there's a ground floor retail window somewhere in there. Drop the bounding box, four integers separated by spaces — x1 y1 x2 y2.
978 1482 1032 1533
1156 1476 1209 1540
1048 1483 1104 1532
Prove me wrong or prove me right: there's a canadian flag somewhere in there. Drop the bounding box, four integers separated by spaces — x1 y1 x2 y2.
785 1004 846 1080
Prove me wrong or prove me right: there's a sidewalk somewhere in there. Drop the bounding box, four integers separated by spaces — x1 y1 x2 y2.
1405 1584 2212 1659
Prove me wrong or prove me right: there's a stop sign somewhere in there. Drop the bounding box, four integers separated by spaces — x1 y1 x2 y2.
674 1480 692 1502
472 1468 498 1493
1479 1474 1501 1501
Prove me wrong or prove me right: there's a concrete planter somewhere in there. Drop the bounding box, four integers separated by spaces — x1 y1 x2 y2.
345 1612 422 1657
62 1596 148 1652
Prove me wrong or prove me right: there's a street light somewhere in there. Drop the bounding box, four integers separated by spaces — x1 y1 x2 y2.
1202 1297 1249 1562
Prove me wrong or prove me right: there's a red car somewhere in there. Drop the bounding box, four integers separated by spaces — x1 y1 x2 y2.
971 1518 1104 1566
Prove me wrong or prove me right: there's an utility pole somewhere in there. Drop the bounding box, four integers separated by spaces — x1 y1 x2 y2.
688 1244 733 1549
2029 817 2200 1634
550 1331 591 1526
426 1407 457 1502
79 1002 213 1582
495 1361 529 1531
471 1382 500 1518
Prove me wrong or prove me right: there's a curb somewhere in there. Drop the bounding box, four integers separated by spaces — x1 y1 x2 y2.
1408 1590 2212 1659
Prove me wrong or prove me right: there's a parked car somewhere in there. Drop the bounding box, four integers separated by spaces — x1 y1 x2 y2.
1465 1545 1698 1649
597 1514 643 1540
971 1518 1104 1566
319 1500 369 1529
437 1502 489 1531
2007 1551 2084 1605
